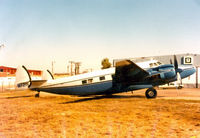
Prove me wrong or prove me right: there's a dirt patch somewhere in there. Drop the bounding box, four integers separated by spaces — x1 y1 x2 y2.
0 89 200 137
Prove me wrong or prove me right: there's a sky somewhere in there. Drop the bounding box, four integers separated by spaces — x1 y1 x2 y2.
0 0 200 73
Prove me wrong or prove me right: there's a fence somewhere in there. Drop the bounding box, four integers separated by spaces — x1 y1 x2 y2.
0 77 16 92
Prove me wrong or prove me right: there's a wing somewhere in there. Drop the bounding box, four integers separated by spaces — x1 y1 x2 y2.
115 60 149 82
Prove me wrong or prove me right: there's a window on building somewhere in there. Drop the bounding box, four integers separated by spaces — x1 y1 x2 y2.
82 80 87 84
0 69 3 72
99 76 105 81
88 79 93 83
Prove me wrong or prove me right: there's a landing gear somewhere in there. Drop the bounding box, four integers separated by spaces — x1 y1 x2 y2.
145 88 157 99
177 86 183 89
131 91 134 94
35 91 40 98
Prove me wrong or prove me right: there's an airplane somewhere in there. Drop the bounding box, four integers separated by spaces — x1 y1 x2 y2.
15 56 196 99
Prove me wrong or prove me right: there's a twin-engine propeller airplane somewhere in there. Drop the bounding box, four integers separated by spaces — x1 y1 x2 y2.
16 56 195 99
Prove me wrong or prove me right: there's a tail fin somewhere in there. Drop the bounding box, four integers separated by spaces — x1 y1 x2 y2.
42 69 54 80
15 66 51 90
15 65 31 89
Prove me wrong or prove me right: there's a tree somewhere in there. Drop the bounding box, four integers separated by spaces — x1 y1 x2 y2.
101 58 111 69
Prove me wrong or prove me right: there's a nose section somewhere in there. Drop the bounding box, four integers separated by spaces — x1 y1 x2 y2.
180 67 196 79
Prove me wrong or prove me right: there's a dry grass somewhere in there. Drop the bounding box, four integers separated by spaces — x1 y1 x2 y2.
0 89 200 138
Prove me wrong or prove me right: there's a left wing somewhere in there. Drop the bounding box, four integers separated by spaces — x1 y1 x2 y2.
115 60 149 82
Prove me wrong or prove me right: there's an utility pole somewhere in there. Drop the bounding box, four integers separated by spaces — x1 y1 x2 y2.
67 65 69 74
69 61 74 76
75 62 81 75
68 61 81 75
52 61 55 74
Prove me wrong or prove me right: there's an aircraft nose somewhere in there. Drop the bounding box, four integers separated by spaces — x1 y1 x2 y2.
180 67 196 79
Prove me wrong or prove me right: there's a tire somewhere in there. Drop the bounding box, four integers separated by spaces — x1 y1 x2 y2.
178 86 183 89
145 88 157 99
35 93 40 98
35 90 40 98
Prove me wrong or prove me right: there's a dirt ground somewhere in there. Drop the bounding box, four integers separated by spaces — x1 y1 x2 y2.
0 88 200 138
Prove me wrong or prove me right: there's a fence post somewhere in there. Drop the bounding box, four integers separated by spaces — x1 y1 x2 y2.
196 66 199 88
1 80 3 92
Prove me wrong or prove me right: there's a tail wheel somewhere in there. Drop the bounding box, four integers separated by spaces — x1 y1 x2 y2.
35 90 40 98
145 88 157 99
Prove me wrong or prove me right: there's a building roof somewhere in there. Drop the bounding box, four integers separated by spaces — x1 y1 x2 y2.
0 66 42 77
0 66 16 70
0 66 41 72
113 53 200 67
150 53 200 66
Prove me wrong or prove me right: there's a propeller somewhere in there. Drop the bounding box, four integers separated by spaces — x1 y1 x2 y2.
174 55 178 71
177 72 182 84
170 55 180 72
170 59 173 64
172 55 183 88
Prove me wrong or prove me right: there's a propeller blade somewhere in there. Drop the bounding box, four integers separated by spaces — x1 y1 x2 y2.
176 72 183 89
177 72 182 84
170 59 173 64
174 55 178 70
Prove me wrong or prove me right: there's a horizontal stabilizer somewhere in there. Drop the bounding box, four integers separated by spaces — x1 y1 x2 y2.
30 80 47 89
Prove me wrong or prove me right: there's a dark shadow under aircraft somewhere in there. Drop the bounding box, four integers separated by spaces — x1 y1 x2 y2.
16 56 195 99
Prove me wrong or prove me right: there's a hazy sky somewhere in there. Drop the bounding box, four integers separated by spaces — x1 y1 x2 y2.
1 0 200 72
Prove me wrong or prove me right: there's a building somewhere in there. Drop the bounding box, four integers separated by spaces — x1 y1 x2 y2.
113 53 200 88
0 66 42 77
0 66 16 77
0 66 42 91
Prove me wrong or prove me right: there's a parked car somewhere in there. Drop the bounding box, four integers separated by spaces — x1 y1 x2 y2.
159 82 183 89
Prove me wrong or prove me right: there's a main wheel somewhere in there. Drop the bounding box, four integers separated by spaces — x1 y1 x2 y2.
177 86 183 89
145 88 157 99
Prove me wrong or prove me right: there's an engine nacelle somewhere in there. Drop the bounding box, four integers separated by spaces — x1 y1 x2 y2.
160 70 176 80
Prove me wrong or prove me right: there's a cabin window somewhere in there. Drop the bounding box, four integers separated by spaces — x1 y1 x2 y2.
157 62 162 65
99 76 105 81
82 80 87 84
88 79 93 83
